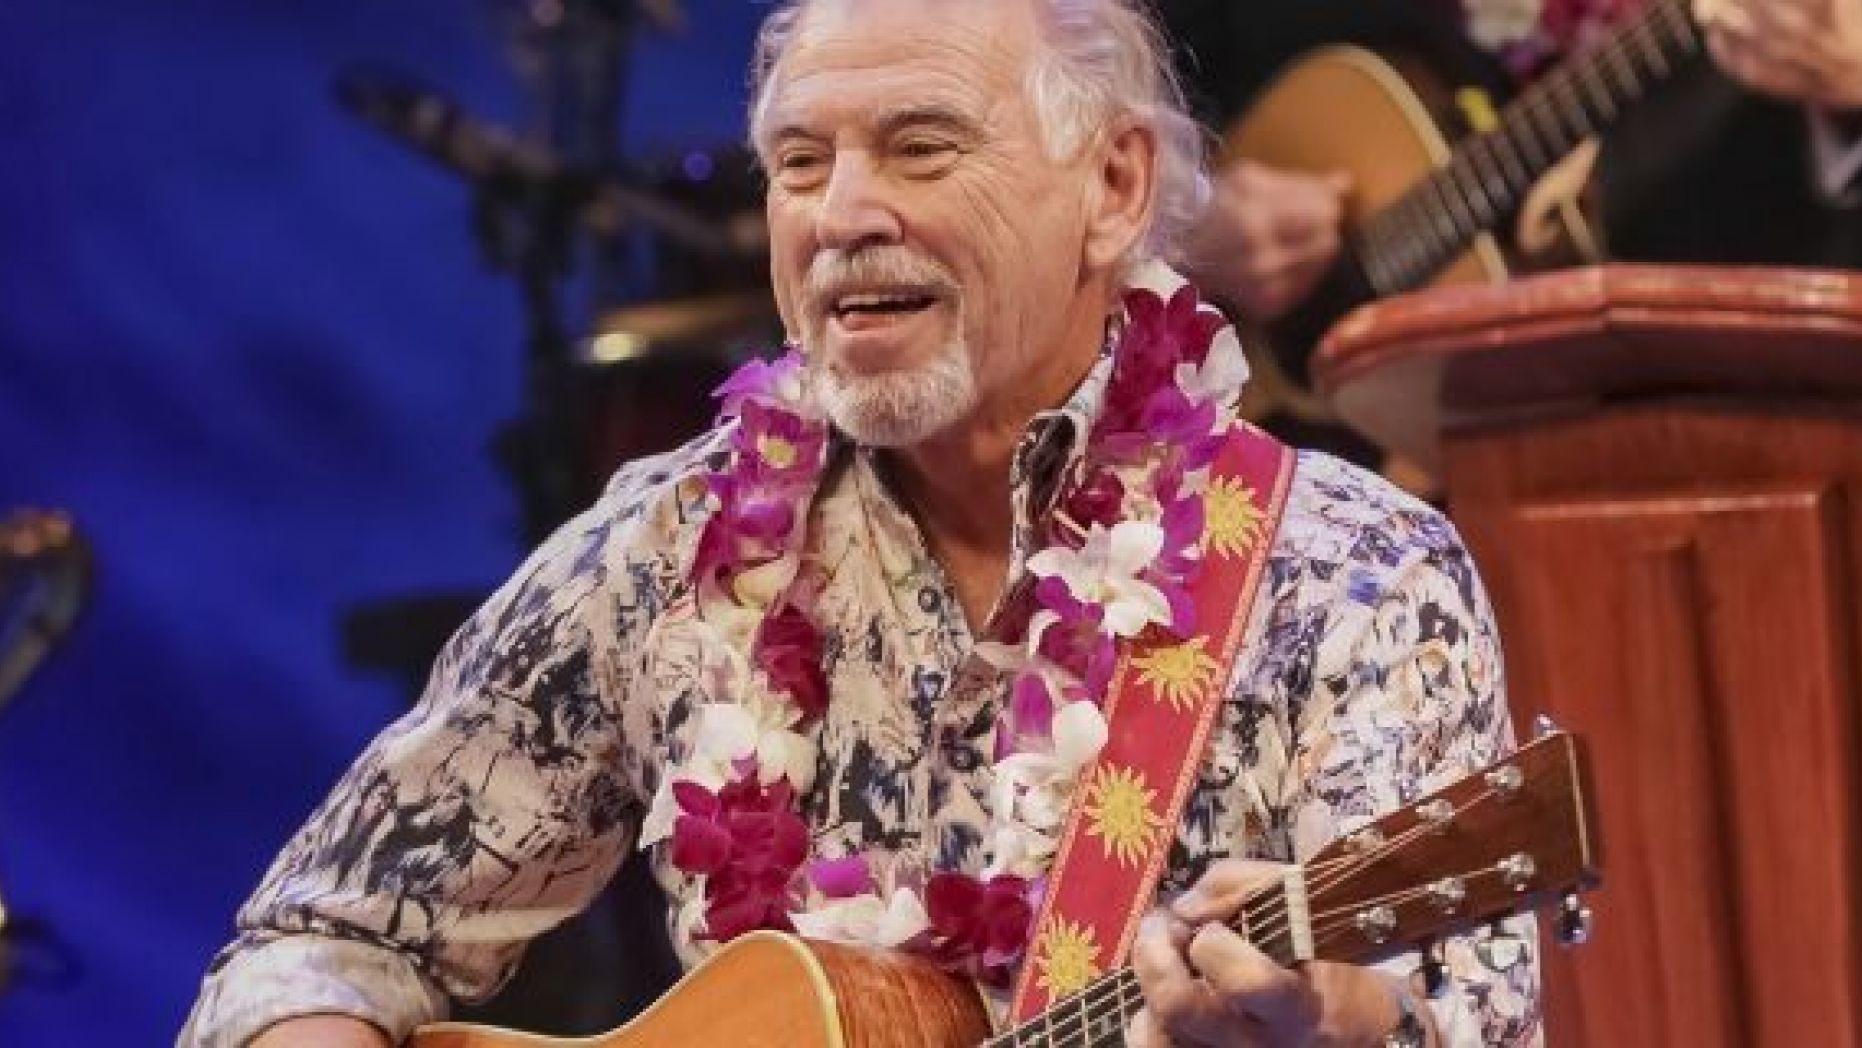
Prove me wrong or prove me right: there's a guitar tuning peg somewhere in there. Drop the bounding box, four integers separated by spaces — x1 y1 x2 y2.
1556 893 1593 947
1533 714 1560 740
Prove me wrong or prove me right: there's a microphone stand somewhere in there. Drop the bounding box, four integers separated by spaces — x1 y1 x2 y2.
487 0 629 542
335 3 691 1031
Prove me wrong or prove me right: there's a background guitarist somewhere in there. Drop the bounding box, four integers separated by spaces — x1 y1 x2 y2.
1152 0 1862 473
182 1 1539 1045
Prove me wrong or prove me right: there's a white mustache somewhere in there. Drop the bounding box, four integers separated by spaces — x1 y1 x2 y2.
804 248 956 315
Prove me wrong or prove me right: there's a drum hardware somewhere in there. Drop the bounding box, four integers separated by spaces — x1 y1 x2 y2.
586 292 776 363
0 509 90 719
334 1 765 544
0 508 90 1003
334 69 763 263
334 5 756 1033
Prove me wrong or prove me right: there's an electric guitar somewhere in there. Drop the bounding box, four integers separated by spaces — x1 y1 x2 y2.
410 728 1601 1047
1223 0 1704 483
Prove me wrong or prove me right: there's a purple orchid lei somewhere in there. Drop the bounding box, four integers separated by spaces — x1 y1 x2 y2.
637 280 1247 987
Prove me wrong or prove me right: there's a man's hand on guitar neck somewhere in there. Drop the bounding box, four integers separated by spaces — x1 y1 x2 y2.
1126 859 1437 1048
1182 162 1352 324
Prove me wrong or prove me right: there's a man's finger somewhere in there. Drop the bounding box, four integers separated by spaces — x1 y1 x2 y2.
1123 1007 1167 1048
1132 911 1235 1045
1187 923 1322 1032
1172 860 1289 924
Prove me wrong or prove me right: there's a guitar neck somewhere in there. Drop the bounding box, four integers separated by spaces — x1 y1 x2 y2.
985 732 1600 1047
1357 0 1702 296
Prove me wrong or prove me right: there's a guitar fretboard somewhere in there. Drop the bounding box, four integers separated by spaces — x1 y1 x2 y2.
1356 0 1702 296
982 888 1298 1048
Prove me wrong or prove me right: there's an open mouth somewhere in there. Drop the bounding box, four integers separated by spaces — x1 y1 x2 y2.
828 289 941 324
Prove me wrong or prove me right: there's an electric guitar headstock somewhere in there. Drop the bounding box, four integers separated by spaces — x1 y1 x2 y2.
0 508 91 715
1241 724 1602 966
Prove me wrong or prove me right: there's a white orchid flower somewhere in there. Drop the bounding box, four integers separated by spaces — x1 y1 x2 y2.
1051 699 1109 772
1176 325 1252 408
790 888 929 948
694 700 818 790
981 699 1109 877
989 699 1107 822
983 820 1058 879
1027 520 1172 638
638 699 818 846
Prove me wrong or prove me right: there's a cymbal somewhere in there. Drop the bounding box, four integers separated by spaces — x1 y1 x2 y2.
586 293 776 361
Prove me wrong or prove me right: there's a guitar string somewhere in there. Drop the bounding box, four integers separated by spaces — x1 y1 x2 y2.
988 968 1138 1048
991 806 1503 1048
1038 969 1147 1048
1300 864 1525 956
1242 783 1507 949
1358 0 1693 289
1238 777 1514 950
988 823 1406 1045
1015 859 1527 1047
993 748 1557 1047
1012 767 1521 1045
994 858 1527 1047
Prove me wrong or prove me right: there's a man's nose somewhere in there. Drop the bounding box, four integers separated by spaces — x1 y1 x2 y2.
815 153 903 252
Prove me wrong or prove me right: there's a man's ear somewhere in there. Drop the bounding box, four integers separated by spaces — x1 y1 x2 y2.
1082 120 1159 273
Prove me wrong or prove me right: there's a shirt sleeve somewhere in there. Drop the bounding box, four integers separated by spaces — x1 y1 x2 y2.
1289 509 1542 1047
179 494 644 1047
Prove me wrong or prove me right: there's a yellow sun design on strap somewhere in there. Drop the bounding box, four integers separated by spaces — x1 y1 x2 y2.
1084 764 1165 868
1035 916 1102 1000
1132 635 1221 711
1202 475 1265 559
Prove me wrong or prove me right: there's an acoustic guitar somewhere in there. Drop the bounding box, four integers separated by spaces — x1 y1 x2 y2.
411 727 1601 1047
1223 0 1704 476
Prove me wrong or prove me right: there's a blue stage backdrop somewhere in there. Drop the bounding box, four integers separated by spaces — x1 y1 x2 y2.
0 3 762 1044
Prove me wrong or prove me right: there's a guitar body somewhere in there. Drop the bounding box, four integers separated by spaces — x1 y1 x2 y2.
1225 45 1510 292
409 932 991 1048
1219 47 1514 493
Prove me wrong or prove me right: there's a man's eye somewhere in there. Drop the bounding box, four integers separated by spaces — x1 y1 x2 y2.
900 140 952 157
775 152 828 188
895 140 959 175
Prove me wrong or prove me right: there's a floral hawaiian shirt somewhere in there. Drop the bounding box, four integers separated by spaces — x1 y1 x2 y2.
181 292 1539 1047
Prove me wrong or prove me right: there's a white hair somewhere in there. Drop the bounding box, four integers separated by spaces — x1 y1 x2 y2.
746 0 1211 266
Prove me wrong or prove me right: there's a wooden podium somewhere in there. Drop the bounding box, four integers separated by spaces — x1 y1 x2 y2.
1316 266 1862 1047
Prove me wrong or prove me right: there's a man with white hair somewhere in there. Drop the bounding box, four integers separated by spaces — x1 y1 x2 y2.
182 2 1539 1045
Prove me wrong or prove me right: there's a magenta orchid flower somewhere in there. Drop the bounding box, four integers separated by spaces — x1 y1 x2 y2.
669 771 811 942
924 871 1039 986
712 349 806 419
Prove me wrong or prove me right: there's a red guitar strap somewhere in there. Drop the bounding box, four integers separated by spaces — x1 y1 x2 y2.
1009 422 1297 1020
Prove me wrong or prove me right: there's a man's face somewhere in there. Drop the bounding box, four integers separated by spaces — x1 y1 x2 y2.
758 0 1100 446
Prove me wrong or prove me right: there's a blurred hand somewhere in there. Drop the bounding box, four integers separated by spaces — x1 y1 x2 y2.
1696 0 1862 108
1126 859 1422 1047
1185 162 1351 324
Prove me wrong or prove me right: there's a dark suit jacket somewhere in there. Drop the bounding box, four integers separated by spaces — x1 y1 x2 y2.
1599 63 1862 270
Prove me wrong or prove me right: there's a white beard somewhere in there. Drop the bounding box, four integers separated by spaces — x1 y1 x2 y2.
814 334 977 447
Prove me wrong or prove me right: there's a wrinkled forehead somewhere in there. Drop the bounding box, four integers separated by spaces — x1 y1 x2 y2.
755 0 1044 149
